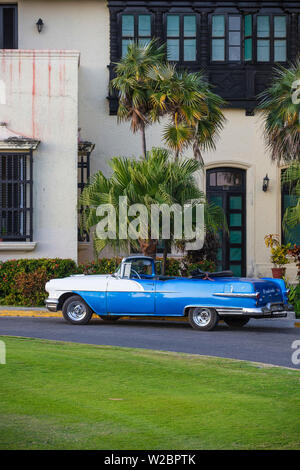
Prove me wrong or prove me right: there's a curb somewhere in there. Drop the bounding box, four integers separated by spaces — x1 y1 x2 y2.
0 309 299 327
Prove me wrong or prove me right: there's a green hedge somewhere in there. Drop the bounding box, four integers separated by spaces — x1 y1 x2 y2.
0 259 78 307
0 256 216 307
288 283 300 319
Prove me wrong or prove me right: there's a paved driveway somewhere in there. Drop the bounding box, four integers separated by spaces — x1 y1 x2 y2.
0 316 299 369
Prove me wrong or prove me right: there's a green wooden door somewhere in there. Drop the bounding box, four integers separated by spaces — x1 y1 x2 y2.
207 168 246 277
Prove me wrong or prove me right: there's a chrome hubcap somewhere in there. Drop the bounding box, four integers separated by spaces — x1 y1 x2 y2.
67 301 86 321
193 308 211 327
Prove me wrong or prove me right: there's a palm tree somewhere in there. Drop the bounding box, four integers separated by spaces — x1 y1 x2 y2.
258 57 300 163
110 40 165 158
148 64 226 162
258 58 300 240
79 148 225 259
282 162 300 232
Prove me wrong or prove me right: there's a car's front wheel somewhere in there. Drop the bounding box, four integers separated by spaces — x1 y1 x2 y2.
188 307 219 331
223 317 250 328
62 295 93 325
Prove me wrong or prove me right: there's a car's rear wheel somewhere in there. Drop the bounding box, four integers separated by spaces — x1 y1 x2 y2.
62 295 93 325
188 307 219 331
100 316 120 322
223 317 250 328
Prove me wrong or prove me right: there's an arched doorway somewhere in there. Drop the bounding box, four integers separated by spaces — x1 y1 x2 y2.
206 167 246 277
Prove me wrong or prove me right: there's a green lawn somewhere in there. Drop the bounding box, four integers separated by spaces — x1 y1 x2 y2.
0 336 299 450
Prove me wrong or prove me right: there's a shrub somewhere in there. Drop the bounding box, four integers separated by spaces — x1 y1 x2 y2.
0 258 77 306
77 258 122 275
0 256 216 307
14 269 49 307
182 259 216 276
264 234 291 267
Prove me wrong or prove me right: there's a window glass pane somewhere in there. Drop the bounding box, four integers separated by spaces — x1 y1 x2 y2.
212 15 225 37
184 15 196 37
230 213 242 227
274 40 287 62
257 16 270 38
122 15 134 37
274 16 286 38
244 38 252 61
209 173 216 186
167 15 180 37
230 248 242 261
244 14 252 37
230 264 241 277
230 231 242 244
230 196 242 210
217 171 241 186
257 40 270 61
229 16 240 31
229 47 241 61
138 38 151 48
210 195 223 207
212 39 225 61
122 39 132 57
229 31 240 46
138 15 151 37
167 39 179 61
184 39 196 61
217 248 222 263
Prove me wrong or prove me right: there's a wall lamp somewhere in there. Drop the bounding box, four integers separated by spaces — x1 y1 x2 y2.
262 174 270 192
36 18 44 33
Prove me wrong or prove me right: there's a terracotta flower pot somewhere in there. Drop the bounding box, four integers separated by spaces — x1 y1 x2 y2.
272 267 286 279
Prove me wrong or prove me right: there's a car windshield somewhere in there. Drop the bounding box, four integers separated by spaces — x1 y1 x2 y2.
130 259 153 276
115 258 154 278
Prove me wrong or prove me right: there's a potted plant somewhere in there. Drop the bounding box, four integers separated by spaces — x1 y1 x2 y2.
288 244 300 279
264 234 291 278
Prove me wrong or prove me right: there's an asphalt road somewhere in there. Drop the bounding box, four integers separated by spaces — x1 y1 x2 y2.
0 316 299 369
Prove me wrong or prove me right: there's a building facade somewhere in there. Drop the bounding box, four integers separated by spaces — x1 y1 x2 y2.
0 0 299 279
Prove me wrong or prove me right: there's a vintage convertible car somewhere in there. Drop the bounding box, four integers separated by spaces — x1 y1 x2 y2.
45 255 293 331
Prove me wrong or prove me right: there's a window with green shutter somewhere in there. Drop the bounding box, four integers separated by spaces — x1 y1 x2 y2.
211 14 249 63
257 16 270 62
121 14 152 58
244 14 253 61
274 16 287 62
166 14 197 63
212 15 225 61
256 15 287 63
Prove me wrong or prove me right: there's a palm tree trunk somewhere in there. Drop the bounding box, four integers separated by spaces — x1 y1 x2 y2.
138 239 157 260
141 126 147 159
175 148 179 161
162 240 169 275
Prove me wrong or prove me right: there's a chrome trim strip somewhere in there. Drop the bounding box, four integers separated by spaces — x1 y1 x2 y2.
216 304 292 316
45 298 59 312
213 292 259 298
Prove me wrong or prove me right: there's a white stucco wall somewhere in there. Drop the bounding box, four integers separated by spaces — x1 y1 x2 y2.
0 0 297 279
0 49 79 261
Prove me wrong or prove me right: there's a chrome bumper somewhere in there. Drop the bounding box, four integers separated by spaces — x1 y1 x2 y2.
45 298 59 312
216 303 294 318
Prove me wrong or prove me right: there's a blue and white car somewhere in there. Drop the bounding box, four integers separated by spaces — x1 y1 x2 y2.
45 255 293 331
